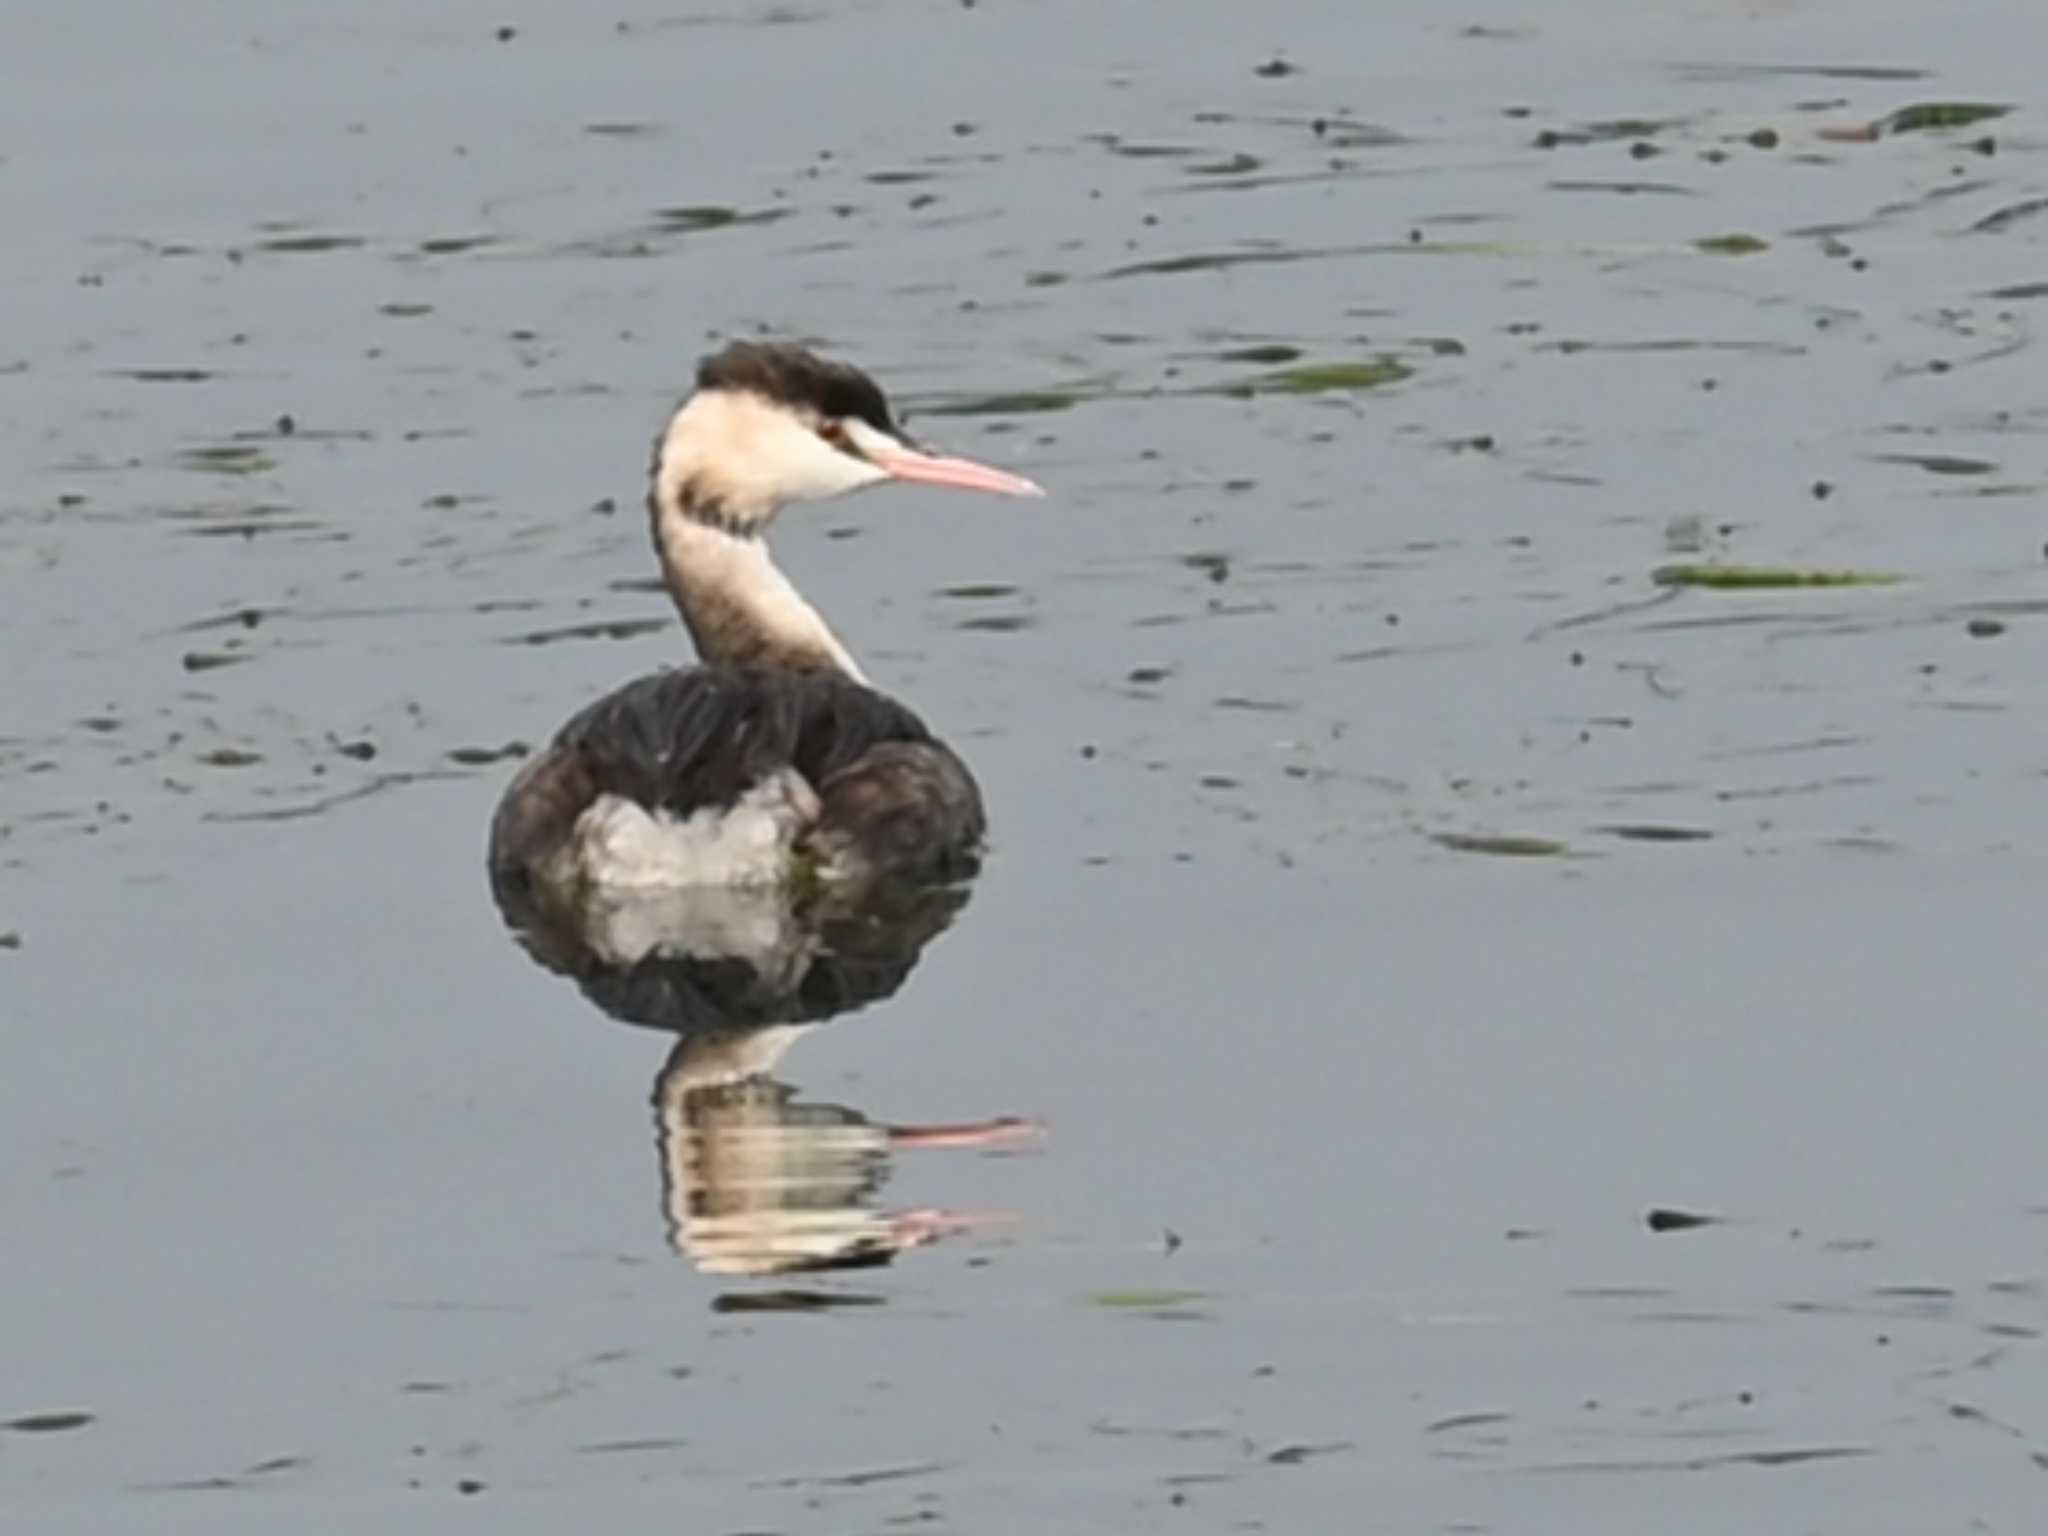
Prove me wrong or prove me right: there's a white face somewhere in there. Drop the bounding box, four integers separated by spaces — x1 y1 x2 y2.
654 389 888 530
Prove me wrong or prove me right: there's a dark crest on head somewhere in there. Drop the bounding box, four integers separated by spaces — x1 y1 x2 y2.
697 342 901 439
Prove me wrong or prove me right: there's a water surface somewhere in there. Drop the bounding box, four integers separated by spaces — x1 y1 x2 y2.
7 2 2048 1530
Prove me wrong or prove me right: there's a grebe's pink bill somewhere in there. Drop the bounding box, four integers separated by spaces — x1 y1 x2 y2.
844 419 1045 498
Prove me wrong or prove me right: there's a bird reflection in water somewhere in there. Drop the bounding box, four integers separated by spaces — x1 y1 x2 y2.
493 864 1037 1277
656 1036 1034 1275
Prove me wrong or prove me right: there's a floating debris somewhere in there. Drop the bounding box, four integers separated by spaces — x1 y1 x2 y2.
1090 135 1202 159
764 1460 952 1490
1873 453 1996 476
1104 247 1352 279
198 747 262 768
1532 1445 1869 1474
650 204 792 233
1432 832 1569 858
447 742 527 767
1695 233 1769 256
178 514 322 539
1671 62 1930 84
711 1289 884 1313
1646 1207 1721 1232
1211 358 1413 397
1534 117 1685 149
1651 564 1904 590
1821 102 2011 142
4 1411 93 1433
1213 343 1302 364
1087 1289 1209 1310
938 582 1019 600
1878 101 2011 134
177 444 276 476
574 1437 690 1455
1598 824 1714 843
417 235 495 255
1550 179 1695 196
1188 152 1263 176
919 389 1081 416
1266 1441 1353 1466
256 233 366 254
1213 696 1295 713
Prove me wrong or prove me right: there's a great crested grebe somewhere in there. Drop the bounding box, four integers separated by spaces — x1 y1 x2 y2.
489 341 1042 901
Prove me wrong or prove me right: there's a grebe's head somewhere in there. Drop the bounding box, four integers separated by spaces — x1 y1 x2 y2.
650 341 1043 535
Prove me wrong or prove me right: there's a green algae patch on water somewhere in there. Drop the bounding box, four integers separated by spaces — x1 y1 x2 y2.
919 389 1082 417
1879 102 2011 134
1652 564 1905 590
1431 832 1570 859
1598 824 1715 844
1214 358 1414 398
178 444 276 476
650 204 791 232
1087 1289 1210 1310
1820 102 2011 142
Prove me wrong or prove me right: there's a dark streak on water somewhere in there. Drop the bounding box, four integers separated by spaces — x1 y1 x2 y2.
712 1290 886 1314
1527 1446 1872 1475
504 618 673 646
5 1411 94 1433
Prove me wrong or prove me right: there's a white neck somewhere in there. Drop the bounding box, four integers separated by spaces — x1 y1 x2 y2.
653 513 866 682
647 388 884 681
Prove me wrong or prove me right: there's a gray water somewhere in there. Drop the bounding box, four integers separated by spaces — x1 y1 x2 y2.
8 1 2048 1530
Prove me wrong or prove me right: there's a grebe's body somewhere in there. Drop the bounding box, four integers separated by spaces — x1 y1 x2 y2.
490 342 1039 903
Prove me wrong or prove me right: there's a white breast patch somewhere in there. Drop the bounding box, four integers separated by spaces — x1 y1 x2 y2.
566 770 822 890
